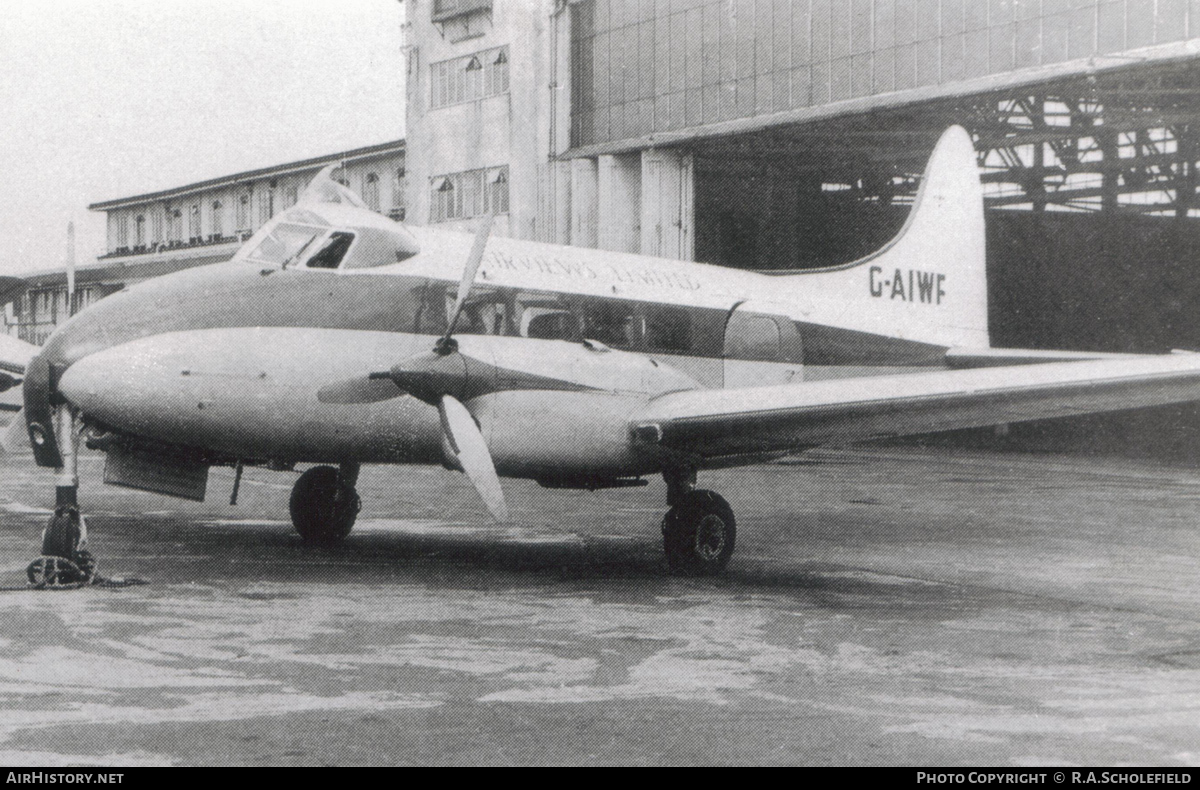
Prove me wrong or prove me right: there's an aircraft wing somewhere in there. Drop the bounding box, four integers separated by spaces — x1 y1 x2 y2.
631 353 1200 461
0 332 38 393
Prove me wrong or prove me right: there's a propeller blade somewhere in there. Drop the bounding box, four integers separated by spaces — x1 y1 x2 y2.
442 212 494 346
317 374 405 405
438 394 507 522
0 409 26 454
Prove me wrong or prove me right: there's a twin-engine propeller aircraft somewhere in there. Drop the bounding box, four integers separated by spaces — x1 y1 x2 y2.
7 125 1200 577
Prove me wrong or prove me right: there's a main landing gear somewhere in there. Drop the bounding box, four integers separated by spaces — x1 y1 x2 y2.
661 469 736 576
289 463 361 545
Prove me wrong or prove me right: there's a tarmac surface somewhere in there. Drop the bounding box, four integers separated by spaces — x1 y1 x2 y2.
0 443 1199 766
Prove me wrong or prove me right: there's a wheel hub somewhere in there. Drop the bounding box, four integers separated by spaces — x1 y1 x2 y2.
694 514 727 561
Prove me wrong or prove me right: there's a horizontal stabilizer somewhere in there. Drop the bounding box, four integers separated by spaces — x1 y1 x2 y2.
632 354 1200 460
945 346 1144 369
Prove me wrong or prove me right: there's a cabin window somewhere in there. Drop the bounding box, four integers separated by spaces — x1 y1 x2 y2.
305 232 355 269
725 313 781 361
454 288 510 335
645 304 691 353
515 292 578 341
523 308 577 340
414 281 450 335
582 300 641 349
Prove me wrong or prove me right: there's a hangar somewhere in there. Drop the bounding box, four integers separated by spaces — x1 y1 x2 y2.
404 0 1200 460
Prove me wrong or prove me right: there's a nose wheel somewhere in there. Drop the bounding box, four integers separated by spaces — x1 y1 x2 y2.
661 489 737 576
289 464 361 545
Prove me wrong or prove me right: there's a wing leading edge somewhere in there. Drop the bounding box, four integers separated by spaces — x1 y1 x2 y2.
0 332 37 392
632 353 1200 461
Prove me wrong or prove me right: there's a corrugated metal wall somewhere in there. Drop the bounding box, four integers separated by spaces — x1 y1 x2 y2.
571 0 1200 147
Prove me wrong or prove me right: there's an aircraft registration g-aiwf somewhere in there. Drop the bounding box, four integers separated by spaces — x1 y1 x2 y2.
6 124 1200 579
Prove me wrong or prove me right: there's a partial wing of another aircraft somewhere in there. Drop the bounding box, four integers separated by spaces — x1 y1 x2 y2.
0 280 36 395
632 352 1200 461
0 338 35 393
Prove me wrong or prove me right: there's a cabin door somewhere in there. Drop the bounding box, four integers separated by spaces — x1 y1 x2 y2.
722 302 803 389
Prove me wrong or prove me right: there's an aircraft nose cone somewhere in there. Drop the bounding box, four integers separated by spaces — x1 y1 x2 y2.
57 340 172 435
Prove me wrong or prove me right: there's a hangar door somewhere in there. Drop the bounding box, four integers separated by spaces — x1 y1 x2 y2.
723 302 803 389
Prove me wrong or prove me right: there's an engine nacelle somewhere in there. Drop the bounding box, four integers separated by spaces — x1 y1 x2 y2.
471 390 660 480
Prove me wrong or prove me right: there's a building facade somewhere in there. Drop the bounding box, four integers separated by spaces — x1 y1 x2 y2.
11 140 406 345
404 0 1200 268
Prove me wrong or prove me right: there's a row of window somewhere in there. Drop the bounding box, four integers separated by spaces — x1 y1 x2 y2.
393 280 719 357
432 0 492 23
392 280 797 364
17 286 103 345
430 166 509 223
430 46 509 109
110 168 407 254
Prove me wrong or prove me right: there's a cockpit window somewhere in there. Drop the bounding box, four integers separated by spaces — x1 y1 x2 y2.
245 223 324 266
305 232 355 269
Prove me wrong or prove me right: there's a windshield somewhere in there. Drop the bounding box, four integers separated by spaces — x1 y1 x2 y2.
245 223 325 265
306 232 355 269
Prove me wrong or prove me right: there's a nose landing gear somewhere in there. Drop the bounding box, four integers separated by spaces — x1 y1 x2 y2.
30 404 96 588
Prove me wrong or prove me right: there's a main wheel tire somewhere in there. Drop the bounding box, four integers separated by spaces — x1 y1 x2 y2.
289 465 360 545
41 506 82 559
661 490 736 576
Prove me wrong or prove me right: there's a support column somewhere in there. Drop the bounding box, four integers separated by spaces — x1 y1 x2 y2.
570 157 598 249
598 153 642 253
1176 126 1195 221
1099 129 1120 213
640 149 695 260
552 161 573 245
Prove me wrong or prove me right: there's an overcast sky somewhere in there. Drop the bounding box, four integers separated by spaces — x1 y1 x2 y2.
0 0 406 276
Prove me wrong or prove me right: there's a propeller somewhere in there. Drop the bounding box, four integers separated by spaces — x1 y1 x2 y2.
317 214 508 521
437 212 493 356
439 394 507 522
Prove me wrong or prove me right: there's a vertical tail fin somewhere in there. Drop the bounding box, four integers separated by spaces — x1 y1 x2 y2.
781 125 989 349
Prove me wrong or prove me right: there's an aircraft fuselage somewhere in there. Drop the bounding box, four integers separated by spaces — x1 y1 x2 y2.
25 246 948 479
